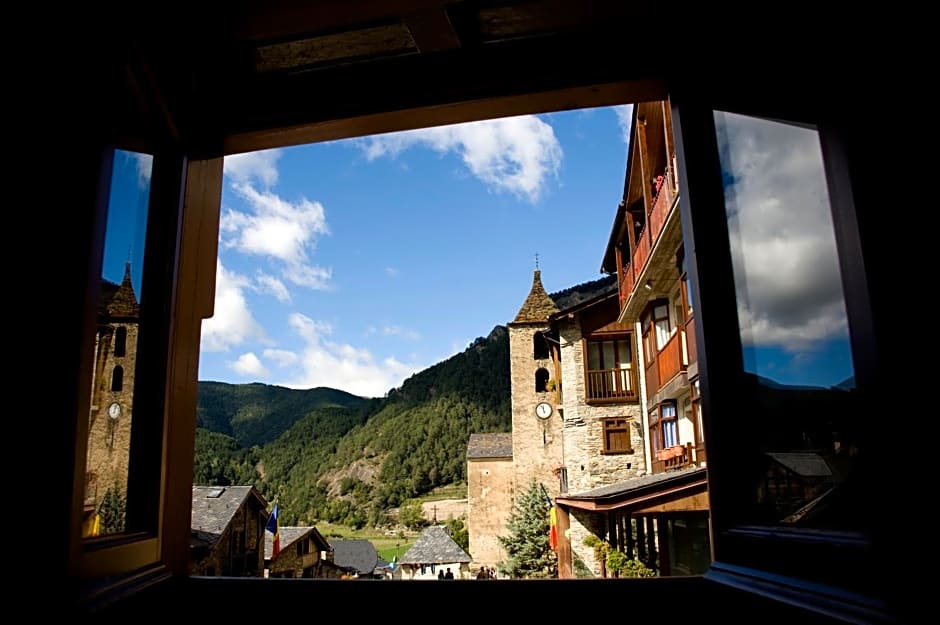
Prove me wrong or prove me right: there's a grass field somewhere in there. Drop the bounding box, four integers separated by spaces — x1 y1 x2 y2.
316 483 468 563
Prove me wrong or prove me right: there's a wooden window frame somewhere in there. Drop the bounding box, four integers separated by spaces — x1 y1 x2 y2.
601 416 634 454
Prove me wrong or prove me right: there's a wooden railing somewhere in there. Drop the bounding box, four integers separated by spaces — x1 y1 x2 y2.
648 166 676 246
622 163 679 305
586 367 638 402
619 263 635 303
656 329 687 386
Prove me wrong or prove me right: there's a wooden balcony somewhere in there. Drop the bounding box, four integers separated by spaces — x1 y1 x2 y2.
586 367 638 403
652 442 696 474
657 328 686 386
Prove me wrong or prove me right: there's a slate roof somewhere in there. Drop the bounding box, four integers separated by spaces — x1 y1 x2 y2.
103 262 140 319
331 539 379 575
466 432 513 459
560 466 708 501
511 269 560 324
190 485 267 550
766 452 833 477
264 526 331 560
398 525 472 565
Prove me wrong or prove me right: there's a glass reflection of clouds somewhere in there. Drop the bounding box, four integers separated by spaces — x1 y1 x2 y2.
713 112 854 390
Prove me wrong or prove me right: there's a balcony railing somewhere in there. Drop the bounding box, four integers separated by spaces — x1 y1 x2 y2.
621 163 679 305
657 329 687 386
654 442 695 473
586 367 638 402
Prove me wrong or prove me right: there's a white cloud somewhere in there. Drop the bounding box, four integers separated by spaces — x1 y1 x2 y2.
614 105 634 144
385 267 399 278
382 325 420 340
220 182 332 290
200 262 267 352
132 153 153 188
263 348 299 367
716 112 850 353
358 115 563 203
223 149 282 187
255 271 291 302
230 352 270 378
279 313 422 398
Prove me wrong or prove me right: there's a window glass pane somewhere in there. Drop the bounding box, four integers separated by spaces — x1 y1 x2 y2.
714 112 860 530
714 112 854 390
83 149 152 538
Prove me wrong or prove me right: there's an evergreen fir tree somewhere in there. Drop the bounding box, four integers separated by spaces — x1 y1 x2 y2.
497 479 557 578
98 483 127 533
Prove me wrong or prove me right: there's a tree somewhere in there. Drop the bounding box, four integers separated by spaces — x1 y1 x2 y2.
98 483 127 534
399 498 426 530
497 479 557 578
445 516 469 551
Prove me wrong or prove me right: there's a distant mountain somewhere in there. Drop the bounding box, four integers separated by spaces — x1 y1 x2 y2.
194 275 617 526
197 382 372 447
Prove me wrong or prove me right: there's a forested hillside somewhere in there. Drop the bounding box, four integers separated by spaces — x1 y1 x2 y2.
193 275 616 526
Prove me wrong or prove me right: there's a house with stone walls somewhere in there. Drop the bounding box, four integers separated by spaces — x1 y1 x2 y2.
190 485 268 577
265 525 340 579
466 251 710 577
549 98 711 578
397 525 472 580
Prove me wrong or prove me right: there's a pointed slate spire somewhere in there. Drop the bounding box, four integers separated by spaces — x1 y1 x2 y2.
107 261 140 318
512 269 559 323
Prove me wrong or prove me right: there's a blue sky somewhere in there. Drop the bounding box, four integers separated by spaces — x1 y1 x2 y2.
102 103 855 398
197 105 635 397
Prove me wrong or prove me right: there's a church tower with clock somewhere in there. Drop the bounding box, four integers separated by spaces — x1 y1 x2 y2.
84 261 140 534
507 267 565 500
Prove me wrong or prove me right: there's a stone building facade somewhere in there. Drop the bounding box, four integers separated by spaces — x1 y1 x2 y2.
552 292 646 575
190 485 268 577
85 262 140 533
467 270 656 577
508 269 564 501
466 432 513 572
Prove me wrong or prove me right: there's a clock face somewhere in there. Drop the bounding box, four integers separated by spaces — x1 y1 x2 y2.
108 402 121 419
535 402 553 419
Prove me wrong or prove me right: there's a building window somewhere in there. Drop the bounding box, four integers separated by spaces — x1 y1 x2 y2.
585 335 636 401
114 327 127 357
653 301 671 350
649 401 679 454
661 401 678 447
601 417 634 454
111 365 124 392
535 367 550 392
533 332 549 359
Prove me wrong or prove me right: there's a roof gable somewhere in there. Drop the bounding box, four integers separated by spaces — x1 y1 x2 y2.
190 486 267 549
399 525 471 565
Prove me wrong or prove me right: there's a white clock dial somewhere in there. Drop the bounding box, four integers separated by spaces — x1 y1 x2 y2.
535 402 553 419
108 402 122 419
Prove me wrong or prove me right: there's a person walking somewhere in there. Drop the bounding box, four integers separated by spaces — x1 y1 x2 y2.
444 567 454 579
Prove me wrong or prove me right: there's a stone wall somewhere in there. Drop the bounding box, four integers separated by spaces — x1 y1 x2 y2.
467 456 513 571
558 318 645 495
509 323 565 500
86 321 139 516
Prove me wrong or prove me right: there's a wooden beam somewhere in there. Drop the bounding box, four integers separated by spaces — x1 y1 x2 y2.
404 7 462 53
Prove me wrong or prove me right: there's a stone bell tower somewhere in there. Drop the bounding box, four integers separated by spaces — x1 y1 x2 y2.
85 261 140 529
508 267 564 499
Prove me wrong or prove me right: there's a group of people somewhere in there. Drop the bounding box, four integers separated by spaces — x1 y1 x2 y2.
475 566 496 579
436 567 455 580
